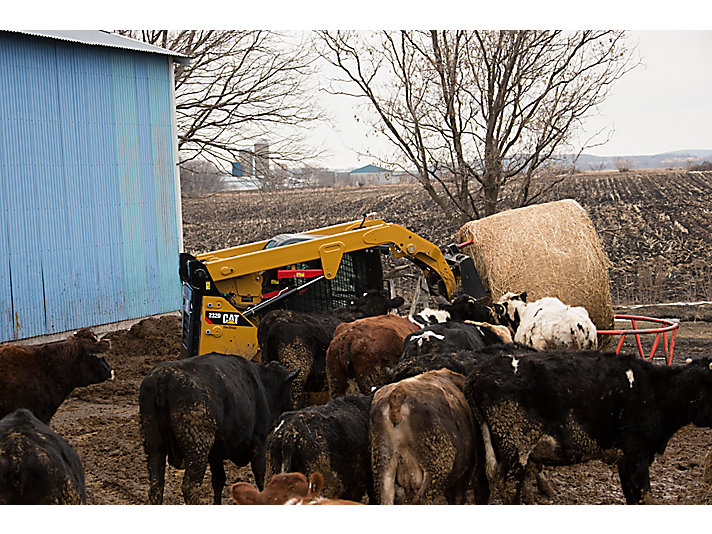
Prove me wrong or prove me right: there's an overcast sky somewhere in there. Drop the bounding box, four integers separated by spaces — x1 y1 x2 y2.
7 2 711 170
314 30 712 169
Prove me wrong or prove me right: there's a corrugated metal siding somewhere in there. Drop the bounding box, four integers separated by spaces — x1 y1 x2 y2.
0 32 181 341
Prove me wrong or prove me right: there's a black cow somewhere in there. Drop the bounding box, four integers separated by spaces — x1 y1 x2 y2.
464 351 712 504
391 343 536 383
265 394 373 503
0 409 86 504
258 289 404 408
139 353 297 504
0 328 114 423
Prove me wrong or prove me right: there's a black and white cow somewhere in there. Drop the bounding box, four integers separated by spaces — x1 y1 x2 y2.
139 353 297 504
464 351 712 504
0 409 86 504
401 321 512 360
494 291 597 351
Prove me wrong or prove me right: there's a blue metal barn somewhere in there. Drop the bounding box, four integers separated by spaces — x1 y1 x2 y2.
0 31 188 342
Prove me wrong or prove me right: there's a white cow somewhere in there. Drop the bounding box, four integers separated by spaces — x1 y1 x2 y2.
494 291 597 351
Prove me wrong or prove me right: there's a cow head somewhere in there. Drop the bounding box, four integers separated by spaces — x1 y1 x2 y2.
495 292 529 334
348 289 405 316
72 329 114 386
440 294 495 323
231 472 310 505
261 361 299 413
683 357 712 427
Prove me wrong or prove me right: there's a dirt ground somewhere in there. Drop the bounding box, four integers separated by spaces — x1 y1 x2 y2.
48 171 712 505
49 309 712 505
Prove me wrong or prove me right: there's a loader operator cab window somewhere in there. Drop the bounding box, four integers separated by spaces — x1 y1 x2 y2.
260 234 384 314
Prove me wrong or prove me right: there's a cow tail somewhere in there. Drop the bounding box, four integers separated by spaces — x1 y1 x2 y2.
388 387 407 426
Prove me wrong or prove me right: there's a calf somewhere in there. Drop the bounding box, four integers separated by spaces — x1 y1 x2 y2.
464 351 712 504
0 409 86 504
0 328 114 423
258 289 404 408
231 472 362 505
139 354 297 504
326 314 419 398
495 291 597 350
265 394 373 502
370 369 480 504
402 321 512 360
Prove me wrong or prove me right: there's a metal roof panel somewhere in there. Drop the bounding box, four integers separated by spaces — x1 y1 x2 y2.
5 30 190 64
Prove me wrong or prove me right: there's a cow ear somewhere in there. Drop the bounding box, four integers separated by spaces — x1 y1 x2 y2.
308 472 324 497
493 303 505 318
286 369 299 383
519 291 527 302
389 296 405 308
231 482 260 505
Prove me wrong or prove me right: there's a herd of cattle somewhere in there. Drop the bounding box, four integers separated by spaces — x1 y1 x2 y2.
1 288 712 505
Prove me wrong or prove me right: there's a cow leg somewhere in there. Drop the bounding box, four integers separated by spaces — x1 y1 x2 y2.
501 462 528 505
372 444 398 505
146 449 167 505
251 446 267 490
181 458 209 505
208 455 226 505
617 457 653 504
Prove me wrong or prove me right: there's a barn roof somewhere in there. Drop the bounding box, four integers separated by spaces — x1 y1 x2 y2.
5 30 190 65
349 164 391 174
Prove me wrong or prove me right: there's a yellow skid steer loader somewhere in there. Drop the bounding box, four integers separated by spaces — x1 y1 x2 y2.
178 215 484 360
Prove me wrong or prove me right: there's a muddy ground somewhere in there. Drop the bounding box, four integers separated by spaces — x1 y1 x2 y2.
50 309 712 505
50 171 712 505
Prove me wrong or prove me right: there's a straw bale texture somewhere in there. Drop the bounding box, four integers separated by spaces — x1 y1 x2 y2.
457 199 614 342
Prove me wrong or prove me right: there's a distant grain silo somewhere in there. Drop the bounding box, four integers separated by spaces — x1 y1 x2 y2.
0 30 188 342
239 149 255 177
255 142 269 178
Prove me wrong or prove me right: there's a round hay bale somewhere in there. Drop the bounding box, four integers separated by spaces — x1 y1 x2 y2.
456 199 614 347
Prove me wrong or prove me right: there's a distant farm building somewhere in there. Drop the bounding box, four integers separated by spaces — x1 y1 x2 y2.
337 164 413 187
0 30 188 342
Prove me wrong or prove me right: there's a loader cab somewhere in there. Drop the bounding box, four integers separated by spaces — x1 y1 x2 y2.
260 233 385 314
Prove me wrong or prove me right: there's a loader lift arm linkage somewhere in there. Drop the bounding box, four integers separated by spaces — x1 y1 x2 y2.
179 216 483 359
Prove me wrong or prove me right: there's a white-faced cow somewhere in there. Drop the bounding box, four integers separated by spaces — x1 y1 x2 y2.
265 393 373 502
0 409 86 504
464 351 712 504
258 289 404 408
0 328 114 423
139 354 297 504
370 369 481 504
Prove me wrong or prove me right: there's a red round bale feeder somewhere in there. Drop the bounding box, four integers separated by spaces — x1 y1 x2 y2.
598 315 679 366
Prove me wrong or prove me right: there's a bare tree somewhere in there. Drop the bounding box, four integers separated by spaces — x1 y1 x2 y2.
115 30 326 184
179 158 227 194
316 30 638 225
615 158 633 172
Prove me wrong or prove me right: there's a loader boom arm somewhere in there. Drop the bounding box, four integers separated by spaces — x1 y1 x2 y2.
195 218 458 300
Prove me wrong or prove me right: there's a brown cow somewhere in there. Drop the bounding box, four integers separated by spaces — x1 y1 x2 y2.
370 368 481 505
0 328 113 423
326 314 419 398
230 472 362 505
